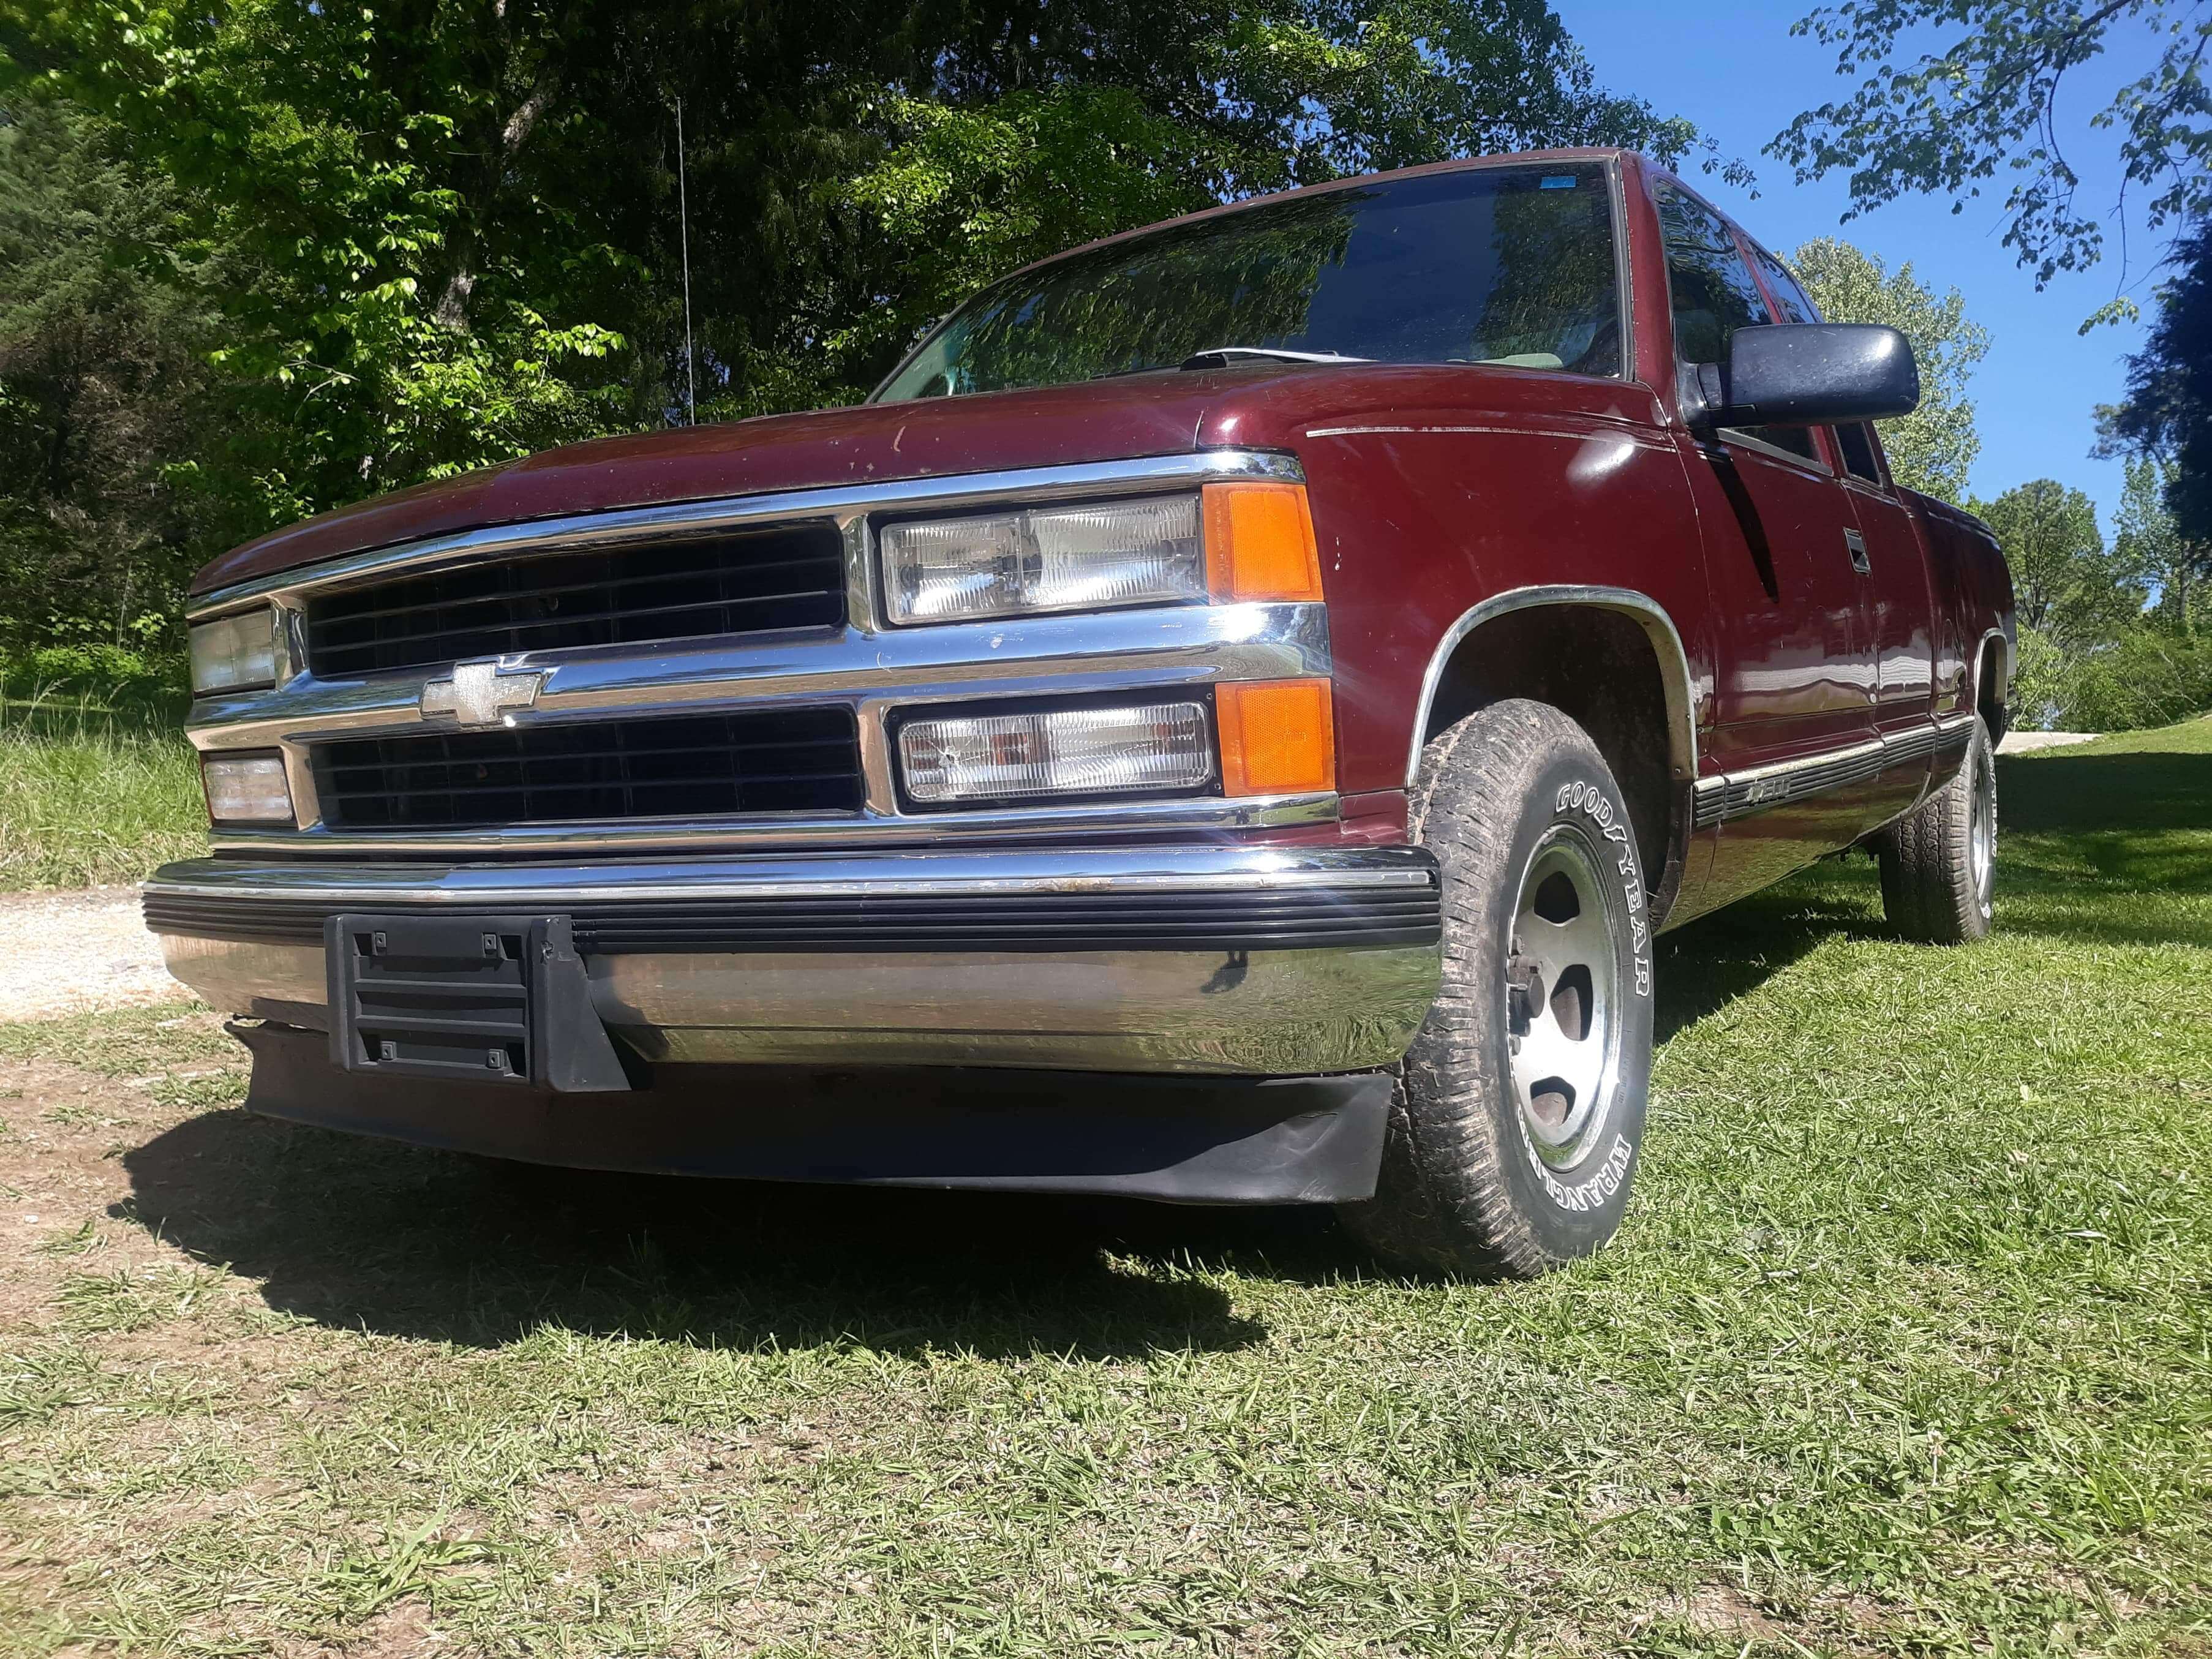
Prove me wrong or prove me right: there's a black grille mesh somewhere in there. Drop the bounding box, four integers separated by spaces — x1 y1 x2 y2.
312 708 862 830
304 525 846 677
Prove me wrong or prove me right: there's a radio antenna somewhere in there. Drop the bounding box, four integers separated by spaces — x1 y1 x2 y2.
675 95 698 425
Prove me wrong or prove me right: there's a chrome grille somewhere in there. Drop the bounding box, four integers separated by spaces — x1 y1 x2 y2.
312 709 863 830
303 524 845 678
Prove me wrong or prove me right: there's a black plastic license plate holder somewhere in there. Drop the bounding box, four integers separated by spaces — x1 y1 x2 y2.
326 913 631 1093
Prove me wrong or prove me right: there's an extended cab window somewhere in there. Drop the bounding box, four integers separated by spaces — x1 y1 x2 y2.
1834 422 1885 484
1750 245 1820 326
878 165 1626 400
1658 189 1819 463
1751 246 1887 483
1753 243 1888 479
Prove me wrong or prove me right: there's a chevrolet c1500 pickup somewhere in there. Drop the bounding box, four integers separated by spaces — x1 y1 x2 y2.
146 148 2016 1275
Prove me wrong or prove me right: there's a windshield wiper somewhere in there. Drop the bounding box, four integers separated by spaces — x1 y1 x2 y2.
1178 347 1374 371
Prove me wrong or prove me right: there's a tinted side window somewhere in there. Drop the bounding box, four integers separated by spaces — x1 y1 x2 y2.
1835 422 1884 484
1658 189 1770 364
1658 190 1818 462
1751 244 1859 466
1751 246 1822 326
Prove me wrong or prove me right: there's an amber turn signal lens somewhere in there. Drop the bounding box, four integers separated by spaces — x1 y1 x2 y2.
1216 679 1336 797
1203 481 1323 603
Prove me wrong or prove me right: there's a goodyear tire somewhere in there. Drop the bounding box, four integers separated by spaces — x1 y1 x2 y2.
1875 716 1996 945
1339 699 1655 1277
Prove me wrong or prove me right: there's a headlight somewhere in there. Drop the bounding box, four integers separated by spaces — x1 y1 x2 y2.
881 495 1205 625
898 700 1214 805
201 751 295 826
878 481 1323 626
189 608 277 694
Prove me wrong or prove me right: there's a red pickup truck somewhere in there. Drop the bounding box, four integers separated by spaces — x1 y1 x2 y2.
148 148 2015 1275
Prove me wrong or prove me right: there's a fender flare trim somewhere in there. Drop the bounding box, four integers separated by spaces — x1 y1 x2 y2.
1404 585 1700 790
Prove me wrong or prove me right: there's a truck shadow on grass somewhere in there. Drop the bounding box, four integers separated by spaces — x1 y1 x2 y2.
118 1112 1278 1358
116 741 2208 1341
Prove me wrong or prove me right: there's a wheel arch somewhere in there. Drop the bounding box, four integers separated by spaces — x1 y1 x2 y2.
1406 585 1699 923
1973 625 2012 742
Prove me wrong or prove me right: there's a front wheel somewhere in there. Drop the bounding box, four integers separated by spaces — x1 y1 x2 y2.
1338 700 1655 1277
1875 717 1997 945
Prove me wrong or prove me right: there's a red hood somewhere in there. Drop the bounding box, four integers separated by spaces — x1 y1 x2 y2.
192 364 1667 595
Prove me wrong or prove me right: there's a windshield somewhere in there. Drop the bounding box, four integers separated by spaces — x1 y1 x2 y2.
875 164 1623 402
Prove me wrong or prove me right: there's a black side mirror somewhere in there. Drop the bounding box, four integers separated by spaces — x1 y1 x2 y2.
1688 323 1920 429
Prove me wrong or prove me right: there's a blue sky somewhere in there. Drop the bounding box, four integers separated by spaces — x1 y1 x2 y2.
1554 0 2164 526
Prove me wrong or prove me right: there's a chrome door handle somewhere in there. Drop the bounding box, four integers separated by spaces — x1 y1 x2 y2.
1844 528 1872 574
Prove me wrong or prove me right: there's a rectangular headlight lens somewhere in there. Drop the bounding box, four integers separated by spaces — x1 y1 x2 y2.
881 495 1203 625
899 701 1214 805
201 752 295 826
189 608 277 694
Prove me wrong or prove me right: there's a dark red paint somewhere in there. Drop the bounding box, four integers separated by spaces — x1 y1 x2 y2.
194 149 2015 926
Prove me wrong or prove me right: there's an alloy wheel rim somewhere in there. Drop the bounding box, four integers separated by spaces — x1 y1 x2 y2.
1503 833 1622 1171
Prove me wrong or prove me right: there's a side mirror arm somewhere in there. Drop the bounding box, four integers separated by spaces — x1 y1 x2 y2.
1679 363 1732 435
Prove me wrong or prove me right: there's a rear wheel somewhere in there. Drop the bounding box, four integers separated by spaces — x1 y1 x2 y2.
1339 700 1654 1277
1876 717 1996 945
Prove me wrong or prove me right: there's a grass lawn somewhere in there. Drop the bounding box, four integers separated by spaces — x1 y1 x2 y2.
0 720 2206 1657
0 698 201 890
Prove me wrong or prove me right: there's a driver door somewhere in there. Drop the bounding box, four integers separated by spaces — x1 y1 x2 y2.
1656 185 1880 895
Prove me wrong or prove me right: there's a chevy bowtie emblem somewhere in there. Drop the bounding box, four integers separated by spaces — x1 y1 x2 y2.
420 661 544 728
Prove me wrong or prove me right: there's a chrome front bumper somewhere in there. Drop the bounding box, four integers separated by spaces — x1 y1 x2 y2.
145 846 1443 1077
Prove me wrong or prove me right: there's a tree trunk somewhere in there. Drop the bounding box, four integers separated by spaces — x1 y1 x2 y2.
432 64 562 331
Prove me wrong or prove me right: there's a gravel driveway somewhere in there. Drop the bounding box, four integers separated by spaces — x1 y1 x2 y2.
1998 730 2096 754
0 887 185 1023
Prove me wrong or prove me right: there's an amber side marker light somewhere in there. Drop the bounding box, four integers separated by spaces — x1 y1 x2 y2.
1217 678 1336 797
1203 481 1323 603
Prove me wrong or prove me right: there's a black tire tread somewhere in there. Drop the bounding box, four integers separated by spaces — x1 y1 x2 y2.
1339 700 1635 1278
1876 718 1993 946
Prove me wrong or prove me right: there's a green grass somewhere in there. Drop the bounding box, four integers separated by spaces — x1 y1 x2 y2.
0 693 205 889
0 722 2206 1656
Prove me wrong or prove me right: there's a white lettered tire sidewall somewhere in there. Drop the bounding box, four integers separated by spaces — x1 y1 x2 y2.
1348 699 1657 1276
1489 758 1654 1257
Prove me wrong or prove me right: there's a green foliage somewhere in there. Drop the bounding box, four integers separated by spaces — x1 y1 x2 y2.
1976 478 2140 645
1770 0 2212 301
2113 453 2210 634
2005 462 2212 729
0 693 203 888
825 85 1221 391
827 5 1737 378
2099 216 2212 555
1789 236 1988 503
2014 622 2212 730
10 0 637 518
0 643 181 705
1 1 1728 649
0 96 224 655
2008 622 2072 731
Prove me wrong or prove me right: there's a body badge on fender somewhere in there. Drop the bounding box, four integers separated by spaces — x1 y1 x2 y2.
419 661 545 729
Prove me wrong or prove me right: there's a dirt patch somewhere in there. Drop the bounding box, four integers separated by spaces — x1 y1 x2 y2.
0 887 183 1023
0 1058 213 1331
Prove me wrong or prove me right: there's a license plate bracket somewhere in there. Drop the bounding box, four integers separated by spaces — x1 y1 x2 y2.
326 913 632 1093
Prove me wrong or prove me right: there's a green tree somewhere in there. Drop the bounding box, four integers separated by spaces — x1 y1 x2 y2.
2097 215 2212 546
1788 236 1988 503
2 0 1725 659
0 94 219 658
1978 479 2141 644
1770 0 2212 314
2112 453 2209 633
